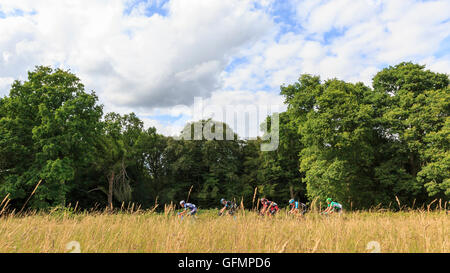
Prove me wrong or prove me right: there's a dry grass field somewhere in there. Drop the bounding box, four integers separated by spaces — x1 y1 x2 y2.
0 208 448 253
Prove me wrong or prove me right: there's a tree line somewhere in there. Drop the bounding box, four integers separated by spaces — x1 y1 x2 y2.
0 62 448 211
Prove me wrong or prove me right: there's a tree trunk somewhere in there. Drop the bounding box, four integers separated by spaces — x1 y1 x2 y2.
108 170 115 210
409 153 417 177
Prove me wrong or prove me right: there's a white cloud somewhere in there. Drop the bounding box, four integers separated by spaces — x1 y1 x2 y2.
0 0 273 107
0 77 14 93
201 90 285 139
222 0 449 91
140 117 185 137
0 0 449 136
140 89 285 138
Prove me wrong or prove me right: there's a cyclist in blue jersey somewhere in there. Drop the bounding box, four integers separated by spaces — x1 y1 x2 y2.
178 200 198 218
288 199 307 216
218 198 237 216
321 198 343 215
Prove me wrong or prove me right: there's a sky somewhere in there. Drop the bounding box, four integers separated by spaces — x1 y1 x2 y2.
0 0 449 137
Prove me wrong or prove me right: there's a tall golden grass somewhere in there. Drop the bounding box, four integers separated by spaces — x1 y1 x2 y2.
0 208 447 253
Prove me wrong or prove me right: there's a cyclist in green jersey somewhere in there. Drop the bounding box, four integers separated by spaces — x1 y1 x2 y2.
321 198 343 215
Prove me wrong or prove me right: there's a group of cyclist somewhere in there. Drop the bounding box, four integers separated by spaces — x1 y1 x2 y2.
178 197 343 218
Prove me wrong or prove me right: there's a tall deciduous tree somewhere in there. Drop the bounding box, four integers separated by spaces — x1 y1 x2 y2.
0 66 103 208
258 112 306 203
373 62 449 200
92 112 144 209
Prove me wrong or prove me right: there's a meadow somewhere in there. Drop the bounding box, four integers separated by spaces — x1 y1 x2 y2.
0 207 448 253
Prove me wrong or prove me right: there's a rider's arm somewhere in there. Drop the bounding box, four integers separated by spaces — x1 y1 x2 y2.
260 205 267 215
266 203 274 215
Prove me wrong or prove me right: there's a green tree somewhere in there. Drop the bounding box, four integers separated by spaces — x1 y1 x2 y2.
133 126 168 206
0 66 103 208
90 112 144 209
373 62 449 201
299 79 387 207
258 112 305 204
163 120 242 208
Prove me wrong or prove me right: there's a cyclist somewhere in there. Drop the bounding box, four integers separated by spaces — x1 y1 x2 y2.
260 198 279 217
178 200 198 218
321 198 343 215
218 198 237 216
288 199 307 215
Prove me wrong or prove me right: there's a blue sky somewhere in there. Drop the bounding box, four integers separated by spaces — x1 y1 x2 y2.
0 0 449 136
123 0 169 17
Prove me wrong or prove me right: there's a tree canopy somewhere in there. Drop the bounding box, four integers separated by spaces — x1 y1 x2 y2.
0 63 448 211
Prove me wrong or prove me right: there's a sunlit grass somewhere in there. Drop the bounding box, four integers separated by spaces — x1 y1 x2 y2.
0 209 447 253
